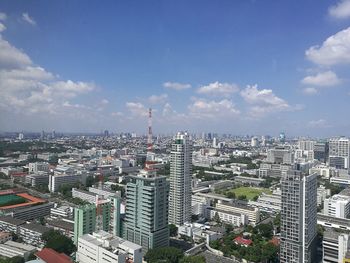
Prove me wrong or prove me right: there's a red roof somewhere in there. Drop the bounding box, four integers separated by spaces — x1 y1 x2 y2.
270 236 280 246
36 248 72 263
234 236 253 246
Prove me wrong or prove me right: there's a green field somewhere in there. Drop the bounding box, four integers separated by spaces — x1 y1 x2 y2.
226 187 271 200
0 194 26 207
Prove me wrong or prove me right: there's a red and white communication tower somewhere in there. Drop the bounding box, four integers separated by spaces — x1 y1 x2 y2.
95 167 104 231
145 108 156 172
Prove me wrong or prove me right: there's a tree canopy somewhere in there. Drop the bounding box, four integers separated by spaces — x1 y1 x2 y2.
42 229 76 255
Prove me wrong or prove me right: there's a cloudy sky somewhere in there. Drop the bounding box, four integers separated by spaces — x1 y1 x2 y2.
0 0 350 136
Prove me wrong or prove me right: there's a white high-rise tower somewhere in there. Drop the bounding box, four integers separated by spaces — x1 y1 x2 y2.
169 132 192 226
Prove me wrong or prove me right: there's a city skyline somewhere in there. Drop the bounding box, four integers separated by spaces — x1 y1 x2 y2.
1 1 350 136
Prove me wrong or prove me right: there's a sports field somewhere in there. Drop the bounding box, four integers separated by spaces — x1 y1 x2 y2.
226 187 272 200
0 194 26 207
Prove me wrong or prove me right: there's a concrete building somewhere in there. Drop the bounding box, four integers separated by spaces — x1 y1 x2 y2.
192 195 211 217
324 194 350 219
124 170 169 253
329 138 350 169
9 202 54 221
28 162 49 174
49 173 81 192
18 223 51 247
0 232 12 243
25 172 49 187
267 147 294 164
317 185 331 206
74 203 111 245
0 216 25 234
280 170 317 263
215 201 260 226
323 230 350 263
234 176 265 186
169 132 192 226
0 241 36 260
209 208 247 226
50 205 73 219
76 231 142 263
298 140 315 151
313 142 328 163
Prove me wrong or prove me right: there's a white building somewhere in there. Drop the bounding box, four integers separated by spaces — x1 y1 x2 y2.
28 162 49 174
49 173 81 192
267 147 293 164
329 138 350 169
50 205 73 219
209 208 247 226
76 231 142 263
191 195 210 217
169 132 192 226
324 194 350 219
323 230 350 263
0 241 36 261
317 185 331 206
215 201 260 226
251 137 259 147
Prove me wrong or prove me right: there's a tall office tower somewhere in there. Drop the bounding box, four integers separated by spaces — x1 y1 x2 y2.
298 140 315 151
280 170 317 263
124 169 169 253
169 132 192 226
313 141 328 163
74 203 111 244
251 136 259 147
212 137 217 148
280 132 286 143
110 195 122 237
329 138 350 169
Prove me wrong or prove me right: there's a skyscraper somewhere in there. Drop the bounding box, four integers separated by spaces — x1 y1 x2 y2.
169 132 192 226
280 170 317 263
124 169 169 253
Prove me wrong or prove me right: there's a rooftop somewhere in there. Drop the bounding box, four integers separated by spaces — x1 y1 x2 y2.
0 215 25 226
20 223 51 234
36 248 72 263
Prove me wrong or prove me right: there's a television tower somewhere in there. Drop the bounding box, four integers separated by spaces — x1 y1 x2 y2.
145 108 157 173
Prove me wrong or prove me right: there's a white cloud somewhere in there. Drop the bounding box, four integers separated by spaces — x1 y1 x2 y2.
240 84 291 117
305 27 350 65
148 93 168 104
126 102 148 117
0 23 6 32
0 38 32 68
163 82 191 90
22 13 36 26
308 119 331 128
329 0 350 19
0 12 7 21
301 71 341 86
188 98 240 119
302 87 318 95
197 81 239 97
101 99 109 105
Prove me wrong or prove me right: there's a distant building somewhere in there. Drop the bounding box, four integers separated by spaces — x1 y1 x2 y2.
313 142 328 163
267 147 293 164
329 138 350 169
280 170 317 263
28 162 49 174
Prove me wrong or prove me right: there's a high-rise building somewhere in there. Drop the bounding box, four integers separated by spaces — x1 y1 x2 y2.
313 142 328 163
124 169 169 253
169 132 192 226
74 203 111 244
280 170 317 263
329 138 350 169
298 140 315 151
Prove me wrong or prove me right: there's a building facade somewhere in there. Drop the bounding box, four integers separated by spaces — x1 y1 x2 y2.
124 170 169 253
169 132 192 226
280 170 317 263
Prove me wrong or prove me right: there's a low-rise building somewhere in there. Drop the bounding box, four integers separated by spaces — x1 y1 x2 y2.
209 208 247 226
76 231 142 263
215 201 260 226
49 173 81 192
323 229 350 263
28 162 49 174
0 240 36 260
50 205 73 219
324 194 350 219
36 248 72 263
10 202 54 221
234 176 265 186
46 219 74 238
18 223 51 247
178 223 223 244
0 216 25 234
25 172 49 187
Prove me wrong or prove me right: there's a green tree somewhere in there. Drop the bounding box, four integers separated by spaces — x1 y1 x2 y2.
42 230 76 255
144 247 183 263
238 195 247 200
226 192 236 199
169 224 178 237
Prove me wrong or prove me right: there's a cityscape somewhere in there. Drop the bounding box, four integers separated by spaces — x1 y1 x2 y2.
1 1 350 263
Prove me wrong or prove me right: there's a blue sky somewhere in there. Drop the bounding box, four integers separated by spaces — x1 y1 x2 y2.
0 0 350 136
